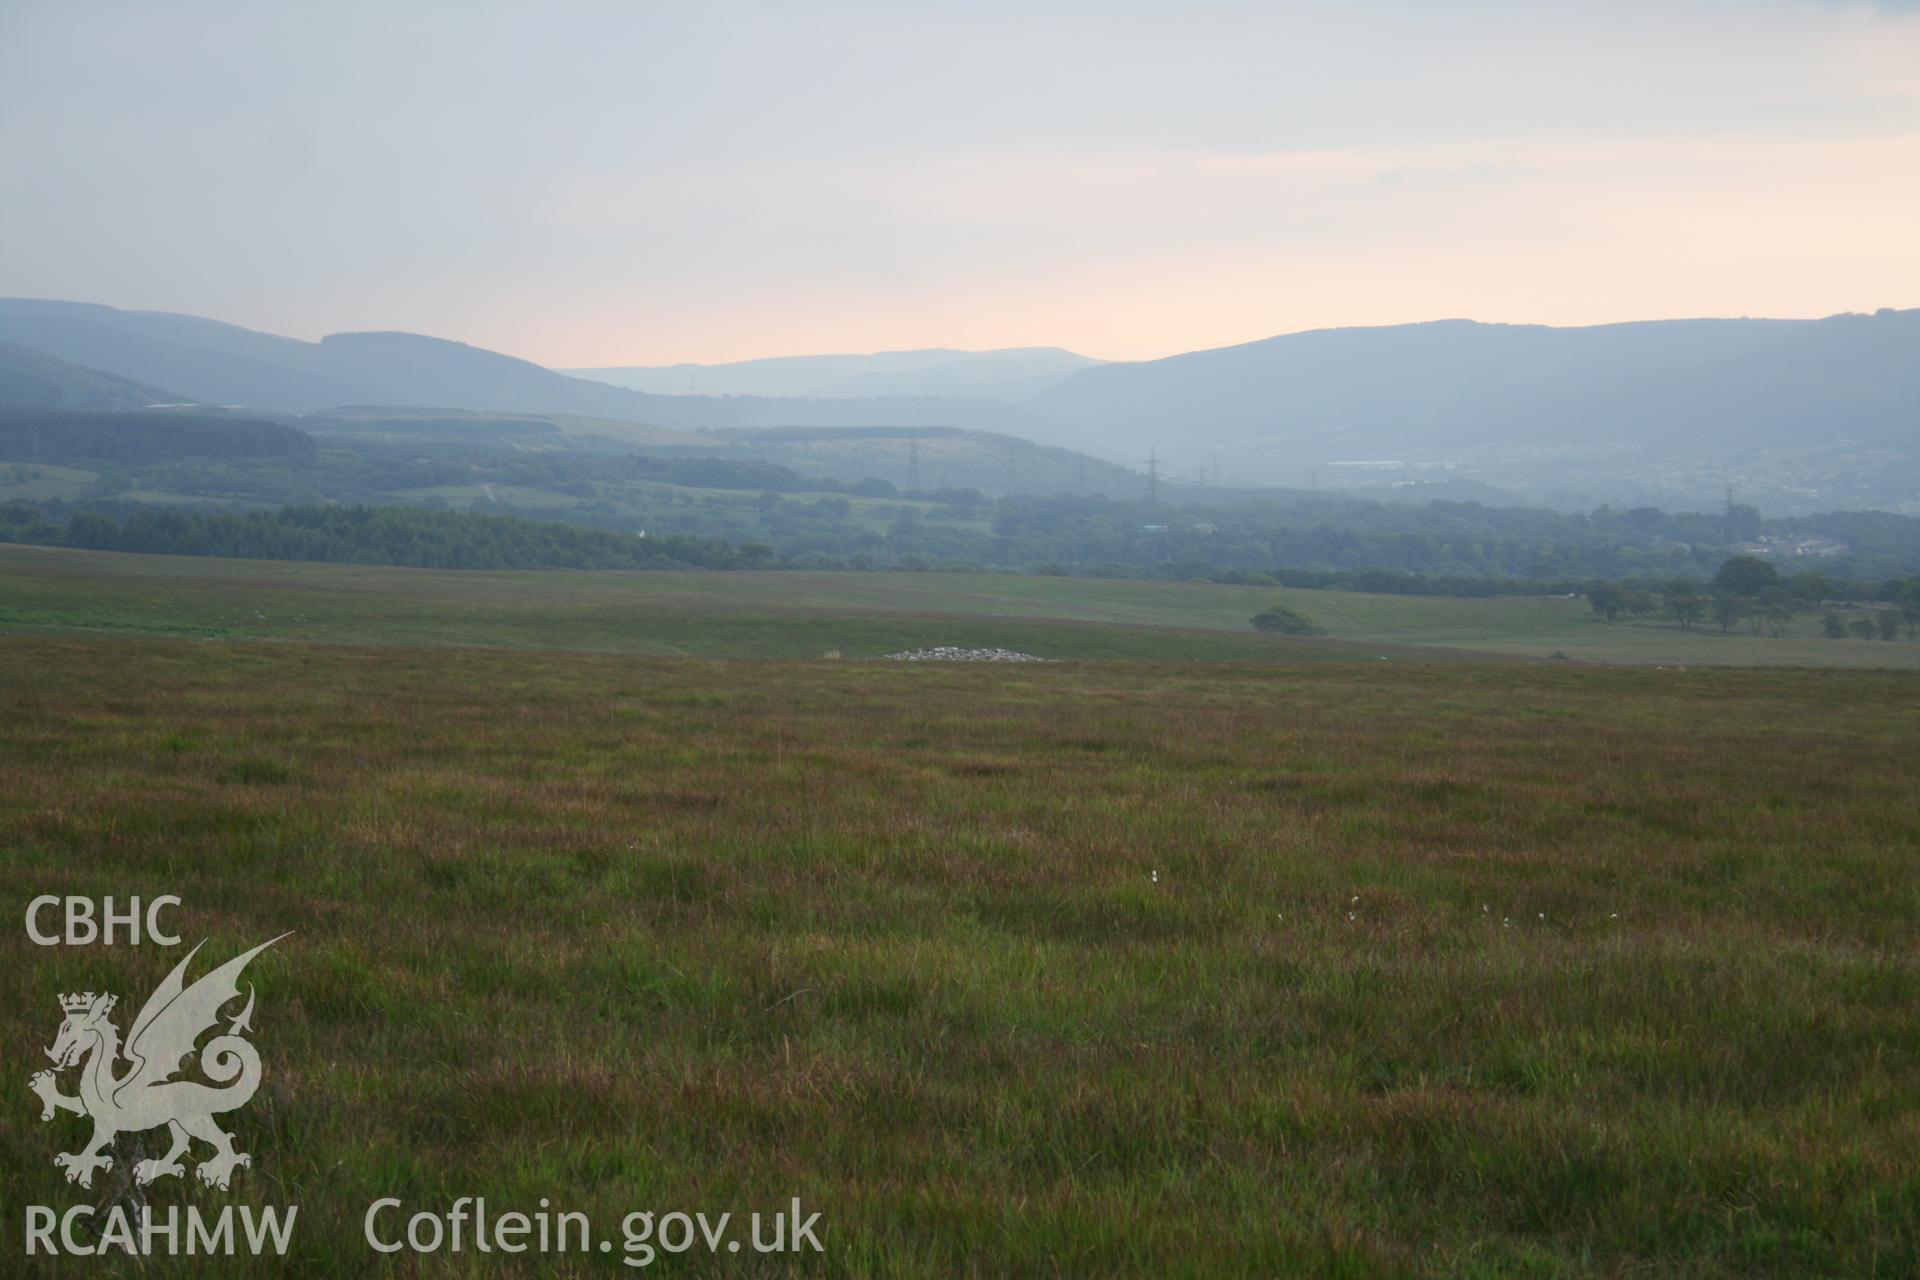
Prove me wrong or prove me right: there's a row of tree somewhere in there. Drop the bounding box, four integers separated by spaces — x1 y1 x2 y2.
0 503 765 571
0 410 315 465
1586 557 1920 638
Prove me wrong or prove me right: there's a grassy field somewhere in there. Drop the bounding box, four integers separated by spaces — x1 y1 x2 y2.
0 464 96 504
2 544 1916 668
387 483 999 537
0 549 1916 1276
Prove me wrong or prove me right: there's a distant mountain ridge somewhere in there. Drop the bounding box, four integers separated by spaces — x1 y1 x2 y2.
1023 309 1920 507
0 300 1030 433
5 297 1917 513
1029 309 1920 459
564 346 1101 402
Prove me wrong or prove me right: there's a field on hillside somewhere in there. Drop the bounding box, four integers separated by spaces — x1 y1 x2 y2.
384 482 999 539
0 615 1915 1276
2 544 1918 668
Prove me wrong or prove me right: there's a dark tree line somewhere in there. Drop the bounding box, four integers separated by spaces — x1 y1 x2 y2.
0 503 764 571
0 410 315 466
7 501 1920 618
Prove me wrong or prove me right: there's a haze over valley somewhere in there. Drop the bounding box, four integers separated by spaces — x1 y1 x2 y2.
3 297 1915 515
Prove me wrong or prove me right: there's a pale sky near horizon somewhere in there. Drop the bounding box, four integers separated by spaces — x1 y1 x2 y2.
2 1 1918 368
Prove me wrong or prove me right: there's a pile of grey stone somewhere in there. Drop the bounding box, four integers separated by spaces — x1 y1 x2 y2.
881 647 1050 662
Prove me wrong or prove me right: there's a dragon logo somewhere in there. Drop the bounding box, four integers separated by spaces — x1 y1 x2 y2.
28 935 287 1192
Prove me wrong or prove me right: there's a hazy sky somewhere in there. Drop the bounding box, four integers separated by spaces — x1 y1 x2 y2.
3 1 1918 366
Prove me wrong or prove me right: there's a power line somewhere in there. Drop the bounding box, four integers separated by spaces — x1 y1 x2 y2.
1144 446 1161 506
906 438 922 493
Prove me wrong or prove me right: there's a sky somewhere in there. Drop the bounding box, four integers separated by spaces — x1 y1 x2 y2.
2 1 1918 367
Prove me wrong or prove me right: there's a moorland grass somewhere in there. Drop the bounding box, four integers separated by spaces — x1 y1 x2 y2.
1 621 1915 1276
3 543 1917 668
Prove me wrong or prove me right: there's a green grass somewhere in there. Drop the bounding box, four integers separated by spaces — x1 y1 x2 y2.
0 635 1914 1276
2 544 1916 668
0 548 1915 1275
0 463 96 503
387 481 993 536
0 545 1458 662
312 407 710 448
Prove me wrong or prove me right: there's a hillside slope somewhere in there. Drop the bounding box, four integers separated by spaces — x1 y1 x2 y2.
0 300 1032 433
0 341 183 411
1029 309 1920 496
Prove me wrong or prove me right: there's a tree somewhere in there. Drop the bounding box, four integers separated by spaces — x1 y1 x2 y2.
1588 584 1628 621
1250 604 1322 635
1711 594 1748 633
1850 617 1879 641
1877 610 1901 642
1787 572 1836 606
1664 590 1706 629
1711 555 1780 596
1823 613 1848 639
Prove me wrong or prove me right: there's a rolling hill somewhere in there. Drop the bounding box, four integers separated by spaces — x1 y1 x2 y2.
565 346 1101 402
1027 309 1920 504
0 300 1030 433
